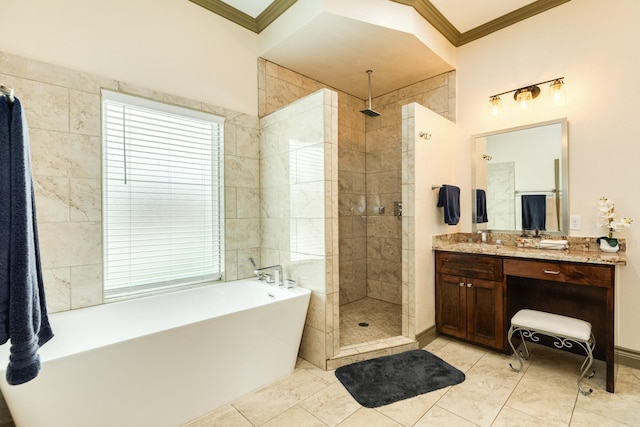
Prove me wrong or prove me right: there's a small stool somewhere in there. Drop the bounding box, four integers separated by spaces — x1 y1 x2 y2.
508 309 596 395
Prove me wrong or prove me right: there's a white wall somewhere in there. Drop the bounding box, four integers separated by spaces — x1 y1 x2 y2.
0 0 259 115
409 103 461 334
457 0 640 351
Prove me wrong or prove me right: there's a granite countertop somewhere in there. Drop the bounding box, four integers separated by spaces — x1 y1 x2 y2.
432 240 626 266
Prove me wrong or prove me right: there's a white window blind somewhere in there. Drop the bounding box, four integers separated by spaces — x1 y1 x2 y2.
102 90 224 299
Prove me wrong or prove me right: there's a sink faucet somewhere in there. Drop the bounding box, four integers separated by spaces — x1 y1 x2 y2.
253 264 283 286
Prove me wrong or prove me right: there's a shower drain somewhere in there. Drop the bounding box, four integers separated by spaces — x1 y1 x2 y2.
358 322 369 327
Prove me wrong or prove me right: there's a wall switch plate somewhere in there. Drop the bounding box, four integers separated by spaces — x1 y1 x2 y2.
570 215 581 230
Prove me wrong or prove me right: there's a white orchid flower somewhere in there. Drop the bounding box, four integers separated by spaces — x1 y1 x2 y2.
598 197 632 238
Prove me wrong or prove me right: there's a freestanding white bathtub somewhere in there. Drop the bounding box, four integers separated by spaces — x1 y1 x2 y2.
0 279 311 427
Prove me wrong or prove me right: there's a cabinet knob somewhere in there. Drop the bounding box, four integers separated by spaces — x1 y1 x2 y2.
467 282 473 287
459 282 464 287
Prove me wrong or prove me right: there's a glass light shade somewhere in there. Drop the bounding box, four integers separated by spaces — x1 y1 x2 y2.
549 79 565 103
516 89 533 109
489 95 502 116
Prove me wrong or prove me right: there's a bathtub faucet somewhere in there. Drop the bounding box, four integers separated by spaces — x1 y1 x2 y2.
253 265 283 286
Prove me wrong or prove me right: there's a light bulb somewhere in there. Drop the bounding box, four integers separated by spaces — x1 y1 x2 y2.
516 89 533 109
489 95 502 116
549 79 565 103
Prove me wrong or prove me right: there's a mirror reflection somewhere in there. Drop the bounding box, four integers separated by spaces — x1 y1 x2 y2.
473 118 568 234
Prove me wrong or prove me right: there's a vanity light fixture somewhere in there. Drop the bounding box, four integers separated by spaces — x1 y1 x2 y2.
489 95 502 116
549 78 566 103
489 77 565 115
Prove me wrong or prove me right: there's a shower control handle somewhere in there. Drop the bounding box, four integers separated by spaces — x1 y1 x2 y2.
394 201 402 217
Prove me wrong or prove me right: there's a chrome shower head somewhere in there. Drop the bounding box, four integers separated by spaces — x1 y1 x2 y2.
360 70 381 117
360 107 381 117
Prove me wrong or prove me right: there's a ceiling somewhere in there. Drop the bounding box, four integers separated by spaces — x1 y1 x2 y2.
190 0 570 100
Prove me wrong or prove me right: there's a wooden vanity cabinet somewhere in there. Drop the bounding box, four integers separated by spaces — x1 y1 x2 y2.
435 250 618 393
435 252 504 350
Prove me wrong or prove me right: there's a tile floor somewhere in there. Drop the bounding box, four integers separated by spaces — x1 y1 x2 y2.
186 336 640 427
339 297 402 347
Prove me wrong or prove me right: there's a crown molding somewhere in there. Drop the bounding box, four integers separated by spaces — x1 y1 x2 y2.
458 0 571 45
189 0 297 34
192 0 570 41
391 0 461 45
190 0 257 32
256 0 298 33
391 0 571 46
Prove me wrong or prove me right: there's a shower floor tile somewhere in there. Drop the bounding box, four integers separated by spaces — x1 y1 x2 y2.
339 297 401 347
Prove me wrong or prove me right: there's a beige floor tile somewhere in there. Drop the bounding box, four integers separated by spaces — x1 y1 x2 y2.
338 408 403 427
414 405 479 427
374 387 445 426
492 406 555 427
435 350 530 426
232 370 330 425
436 368 517 427
300 382 360 426
183 404 252 427
570 407 631 427
421 335 453 353
616 364 640 387
191 337 640 427
296 357 339 384
472 351 528 386
505 368 578 427
430 339 487 373
262 405 327 427
574 378 640 426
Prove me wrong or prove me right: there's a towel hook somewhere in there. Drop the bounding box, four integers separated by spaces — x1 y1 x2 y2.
0 84 15 103
419 132 431 140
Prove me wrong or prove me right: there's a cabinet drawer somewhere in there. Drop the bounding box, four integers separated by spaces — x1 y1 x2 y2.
503 258 613 288
436 252 503 281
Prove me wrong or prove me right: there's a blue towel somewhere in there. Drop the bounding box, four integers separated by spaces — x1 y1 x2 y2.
0 97 54 385
437 185 460 225
476 189 488 223
521 195 546 231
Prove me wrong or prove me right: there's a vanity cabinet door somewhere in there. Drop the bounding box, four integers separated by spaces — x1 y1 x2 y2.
436 274 467 339
435 251 505 350
466 277 503 349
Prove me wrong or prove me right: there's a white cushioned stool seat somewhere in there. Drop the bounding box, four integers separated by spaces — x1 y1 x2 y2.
508 309 596 395
511 309 592 341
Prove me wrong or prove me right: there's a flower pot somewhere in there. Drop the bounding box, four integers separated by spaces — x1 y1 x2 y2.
598 237 619 253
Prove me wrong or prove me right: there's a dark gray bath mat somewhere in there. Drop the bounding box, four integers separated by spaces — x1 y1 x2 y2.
335 349 465 408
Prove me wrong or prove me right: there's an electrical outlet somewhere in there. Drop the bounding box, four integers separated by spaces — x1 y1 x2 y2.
570 215 581 230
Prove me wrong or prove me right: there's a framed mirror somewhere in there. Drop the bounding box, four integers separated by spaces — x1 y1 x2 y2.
472 118 568 235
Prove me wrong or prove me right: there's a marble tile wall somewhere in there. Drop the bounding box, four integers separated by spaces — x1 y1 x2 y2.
337 93 368 305
364 71 456 306
1 51 261 312
259 89 339 369
259 58 368 307
258 58 457 355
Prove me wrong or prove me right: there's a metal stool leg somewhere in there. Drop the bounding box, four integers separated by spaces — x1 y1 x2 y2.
519 329 530 359
508 326 525 372
577 332 596 395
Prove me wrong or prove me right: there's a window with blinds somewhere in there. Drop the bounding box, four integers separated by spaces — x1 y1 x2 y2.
102 90 224 299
